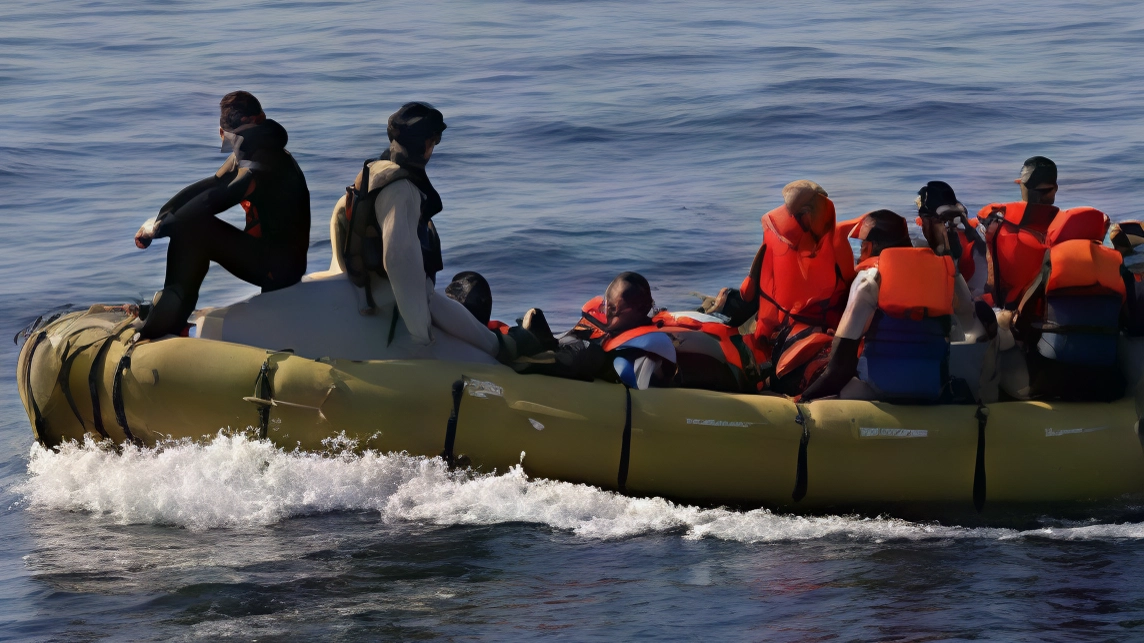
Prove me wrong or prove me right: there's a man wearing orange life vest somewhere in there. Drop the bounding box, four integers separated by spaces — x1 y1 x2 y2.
980 156 1107 311
801 210 979 402
1004 207 1128 401
705 180 855 395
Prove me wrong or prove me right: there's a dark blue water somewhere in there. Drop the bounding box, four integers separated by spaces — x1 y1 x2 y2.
4 0 1144 639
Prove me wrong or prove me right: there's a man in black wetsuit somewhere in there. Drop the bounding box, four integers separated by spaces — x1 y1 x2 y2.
133 91 310 338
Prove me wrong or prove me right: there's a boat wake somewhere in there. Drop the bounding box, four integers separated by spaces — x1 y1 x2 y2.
16 432 1144 542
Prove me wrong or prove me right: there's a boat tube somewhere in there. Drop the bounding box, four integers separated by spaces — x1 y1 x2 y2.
16 282 1144 520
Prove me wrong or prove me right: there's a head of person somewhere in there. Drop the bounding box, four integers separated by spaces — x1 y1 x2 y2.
1016 156 1058 205
782 180 835 242
388 102 447 168
853 209 911 262
604 272 654 333
444 271 492 325
219 91 265 137
916 180 968 254
1111 221 1144 275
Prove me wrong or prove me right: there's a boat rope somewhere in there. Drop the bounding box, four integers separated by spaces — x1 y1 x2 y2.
57 336 112 432
617 387 633 494
973 404 989 513
253 360 273 439
792 404 810 502
441 378 465 469
111 339 142 446
21 331 48 444
87 336 119 440
85 318 139 441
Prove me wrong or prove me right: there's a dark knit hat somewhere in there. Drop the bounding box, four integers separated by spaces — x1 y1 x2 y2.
444 271 492 325
917 181 959 216
387 102 447 147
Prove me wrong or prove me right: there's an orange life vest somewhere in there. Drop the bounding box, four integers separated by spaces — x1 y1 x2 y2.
740 202 855 364
857 248 956 401
876 248 956 319
1044 240 1125 300
576 296 748 370
981 201 1058 308
488 320 510 334
982 202 1110 308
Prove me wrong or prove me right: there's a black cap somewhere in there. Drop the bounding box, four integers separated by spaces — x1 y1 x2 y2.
917 181 959 216
387 102 446 147
1018 156 1057 188
444 271 491 325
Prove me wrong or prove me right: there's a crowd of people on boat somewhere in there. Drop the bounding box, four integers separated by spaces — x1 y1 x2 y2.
132 92 1144 404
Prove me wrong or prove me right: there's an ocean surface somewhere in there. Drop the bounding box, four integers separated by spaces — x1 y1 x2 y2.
3 0 1144 639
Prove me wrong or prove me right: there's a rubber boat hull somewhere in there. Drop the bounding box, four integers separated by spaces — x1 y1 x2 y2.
17 307 1144 520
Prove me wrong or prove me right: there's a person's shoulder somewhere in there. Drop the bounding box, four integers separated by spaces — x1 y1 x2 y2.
851 267 880 296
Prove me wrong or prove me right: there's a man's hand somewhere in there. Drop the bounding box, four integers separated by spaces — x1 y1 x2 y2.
134 218 157 249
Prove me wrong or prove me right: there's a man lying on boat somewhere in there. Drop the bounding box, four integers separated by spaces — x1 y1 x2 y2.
447 271 756 392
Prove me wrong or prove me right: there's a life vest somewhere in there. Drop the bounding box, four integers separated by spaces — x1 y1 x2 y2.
337 158 444 311
981 202 1060 308
488 320 510 335
741 202 855 366
1030 239 1125 367
575 297 753 391
861 248 956 402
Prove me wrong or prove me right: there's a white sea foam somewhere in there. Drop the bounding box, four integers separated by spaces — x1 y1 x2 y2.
16 433 1144 542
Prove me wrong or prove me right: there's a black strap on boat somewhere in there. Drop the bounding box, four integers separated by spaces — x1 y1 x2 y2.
111 340 142 446
253 360 273 439
57 337 108 432
617 387 633 494
21 332 48 444
387 304 400 347
441 378 465 469
87 335 118 440
792 404 809 502
973 405 989 513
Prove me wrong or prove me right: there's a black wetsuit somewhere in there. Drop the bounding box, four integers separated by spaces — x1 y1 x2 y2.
140 119 310 338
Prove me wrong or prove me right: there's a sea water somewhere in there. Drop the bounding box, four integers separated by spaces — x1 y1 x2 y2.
2 0 1144 639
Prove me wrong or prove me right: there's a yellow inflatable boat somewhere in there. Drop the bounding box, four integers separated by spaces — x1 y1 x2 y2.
17 304 1144 520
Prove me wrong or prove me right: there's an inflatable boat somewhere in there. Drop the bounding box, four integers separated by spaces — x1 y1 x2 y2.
16 275 1144 520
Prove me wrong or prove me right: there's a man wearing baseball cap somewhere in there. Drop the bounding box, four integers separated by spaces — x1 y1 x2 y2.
978 156 1075 309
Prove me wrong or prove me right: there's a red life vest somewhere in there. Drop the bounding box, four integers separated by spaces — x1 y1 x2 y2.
1045 240 1125 300
981 202 1058 308
240 200 261 238
876 248 956 319
740 202 855 364
487 320 510 334
576 296 747 370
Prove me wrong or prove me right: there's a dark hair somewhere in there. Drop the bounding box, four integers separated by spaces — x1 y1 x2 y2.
444 271 492 325
862 209 911 252
220 91 263 131
606 271 654 316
